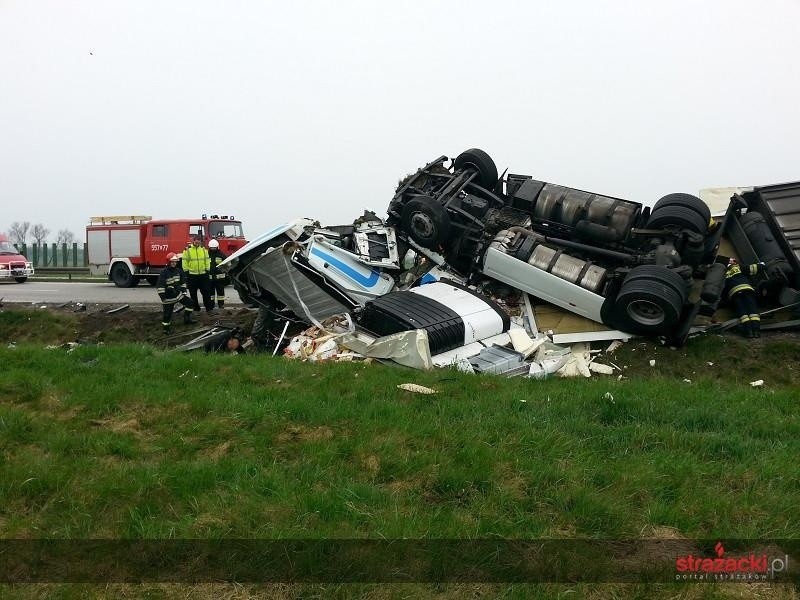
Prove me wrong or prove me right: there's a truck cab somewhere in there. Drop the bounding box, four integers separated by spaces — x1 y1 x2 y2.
0 234 34 283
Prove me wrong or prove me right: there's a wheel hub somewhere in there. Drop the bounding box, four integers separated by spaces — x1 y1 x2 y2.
410 212 435 239
626 299 665 326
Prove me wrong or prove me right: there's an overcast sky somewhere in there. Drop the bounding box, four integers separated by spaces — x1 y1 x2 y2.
2 0 799 242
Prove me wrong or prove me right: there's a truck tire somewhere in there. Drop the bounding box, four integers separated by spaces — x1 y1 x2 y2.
15 277 27 283
110 262 136 288
454 148 498 190
652 193 711 226
611 266 688 335
401 195 451 250
646 204 708 235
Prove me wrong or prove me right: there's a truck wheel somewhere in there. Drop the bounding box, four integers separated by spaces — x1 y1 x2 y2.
110 262 136 288
612 266 688 335
15 277 27 283
652 193 711 225
454 148 498 189
647 205 708 235
401 195 451 250
647 193 709 235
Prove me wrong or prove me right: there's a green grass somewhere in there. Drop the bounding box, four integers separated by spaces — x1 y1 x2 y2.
1 341 799 598
0 343 797 541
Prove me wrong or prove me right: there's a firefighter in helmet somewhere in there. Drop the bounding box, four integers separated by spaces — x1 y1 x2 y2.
156 253 196 333
207 238 229 310
723 257 762 338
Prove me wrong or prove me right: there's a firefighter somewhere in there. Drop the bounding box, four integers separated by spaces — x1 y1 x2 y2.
156 253 195 333
723 257 762 338
182 235 214 313
207 238 229 310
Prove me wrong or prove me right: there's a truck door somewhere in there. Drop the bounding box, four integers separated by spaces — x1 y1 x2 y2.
146 223 172 266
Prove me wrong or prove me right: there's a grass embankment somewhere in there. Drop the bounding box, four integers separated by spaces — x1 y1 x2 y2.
1 310 799 598
1 343 798 540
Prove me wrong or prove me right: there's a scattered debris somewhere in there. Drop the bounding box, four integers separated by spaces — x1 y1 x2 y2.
683 378 692 384
469 345 527 376
750 379 764 387
649 359 656 367
589 362 614 375
603 392 614 402
105 304 130 315
397 383 437 395
340 330 430 370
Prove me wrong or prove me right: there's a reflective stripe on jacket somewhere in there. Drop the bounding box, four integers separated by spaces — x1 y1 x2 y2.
209 249 229 280
156 265 186 303
724 264 754 299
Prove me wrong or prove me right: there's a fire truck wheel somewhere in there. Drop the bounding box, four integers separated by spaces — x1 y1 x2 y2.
612 266 688 335
15 277 27 283
110 262 136 288
401 195 451 250
454 148 498 190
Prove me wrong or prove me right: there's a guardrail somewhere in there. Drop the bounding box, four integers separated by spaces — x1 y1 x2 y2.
34 267 92 280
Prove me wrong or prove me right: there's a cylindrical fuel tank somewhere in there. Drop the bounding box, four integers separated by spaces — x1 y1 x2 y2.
528 243 607 293
741 211 790 266
532 183 640 240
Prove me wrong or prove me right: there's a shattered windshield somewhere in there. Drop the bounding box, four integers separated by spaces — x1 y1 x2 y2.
0 241 20 254
209 221 244 238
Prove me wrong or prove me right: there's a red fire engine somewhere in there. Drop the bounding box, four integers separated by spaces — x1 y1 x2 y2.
86 215 248 287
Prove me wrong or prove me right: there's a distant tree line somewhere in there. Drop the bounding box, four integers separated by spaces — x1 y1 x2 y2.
7 222 77 245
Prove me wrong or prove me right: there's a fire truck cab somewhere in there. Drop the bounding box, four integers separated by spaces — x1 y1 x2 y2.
86 215 247 287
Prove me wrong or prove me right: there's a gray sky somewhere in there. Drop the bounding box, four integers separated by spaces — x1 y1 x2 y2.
2 0 799 242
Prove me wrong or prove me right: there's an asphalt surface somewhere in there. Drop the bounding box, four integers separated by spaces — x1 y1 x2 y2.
0 281 243 306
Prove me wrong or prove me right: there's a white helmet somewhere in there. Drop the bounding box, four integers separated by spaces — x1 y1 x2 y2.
208 239 219 249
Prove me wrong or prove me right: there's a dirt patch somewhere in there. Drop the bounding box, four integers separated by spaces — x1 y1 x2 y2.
494 462 529 501
276 424 335 444
89 417 142 436
203 440 233 460
1 303 258 346
362 454 381 476
4 302 800 388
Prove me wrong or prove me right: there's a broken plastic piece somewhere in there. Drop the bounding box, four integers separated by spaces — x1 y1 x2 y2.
508 328 546 358
340 329 433 370
750 379 764 387
527 355 570 379
106 304 130 314
589 362 614 375
469 345 526 375
397 383 436 394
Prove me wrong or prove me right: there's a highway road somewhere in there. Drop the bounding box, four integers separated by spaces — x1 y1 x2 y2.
0 281 243 306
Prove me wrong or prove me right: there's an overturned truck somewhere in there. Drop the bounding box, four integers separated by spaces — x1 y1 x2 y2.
221 149 800 347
